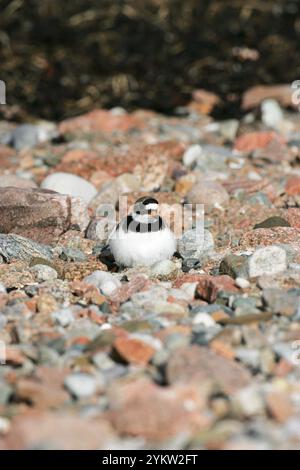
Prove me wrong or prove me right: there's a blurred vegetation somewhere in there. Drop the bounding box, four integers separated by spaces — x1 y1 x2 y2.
0 0 300 120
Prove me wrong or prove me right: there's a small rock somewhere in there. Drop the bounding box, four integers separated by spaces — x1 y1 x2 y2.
64 373 98 399
177 228 214 260
31 264 58 282
52 308 75 327
261 99 284 129
86 216 114 243
192 312 216 327
232 386 265 417
41 172 97 204
254 216 291 229
10 122 57 150
235 278 250 289
113 336 156 366
182 258 202 272
84 270 121 296
166 345 251 394
60 247 87 262
262 288 299 316
187 181 229 208
234 131 284 153
197 275 238 303
151 259 178 279
248 246 287 278
182 144 202 166
220 254 249 279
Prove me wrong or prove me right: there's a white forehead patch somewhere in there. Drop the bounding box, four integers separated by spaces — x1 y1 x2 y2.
145 203 158 210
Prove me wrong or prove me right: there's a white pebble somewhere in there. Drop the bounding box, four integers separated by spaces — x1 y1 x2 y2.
41 172 97 204
183 144 202 166
235 277 250 289
84 270 121 296
64 373 98 399
193 312 216 327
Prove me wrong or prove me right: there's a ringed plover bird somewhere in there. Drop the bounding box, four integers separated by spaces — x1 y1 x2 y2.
109 196 177 267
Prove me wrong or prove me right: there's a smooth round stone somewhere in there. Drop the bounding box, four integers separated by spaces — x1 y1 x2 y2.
41 172 97 204
183 144 202 166
178 228 214 260
84 270 121 296
235 277 250 289
261 99 283 129
248 246 287 278
187 180 229 208
64 373 98 399
31 264 58 282
192 312 216 327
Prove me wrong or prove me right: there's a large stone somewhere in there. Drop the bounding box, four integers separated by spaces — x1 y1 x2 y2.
0 187 89 244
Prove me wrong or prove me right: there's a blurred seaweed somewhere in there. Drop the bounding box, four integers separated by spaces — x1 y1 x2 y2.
0 0 300 120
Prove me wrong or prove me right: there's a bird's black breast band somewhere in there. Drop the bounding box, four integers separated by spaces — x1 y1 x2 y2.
120 215 165 233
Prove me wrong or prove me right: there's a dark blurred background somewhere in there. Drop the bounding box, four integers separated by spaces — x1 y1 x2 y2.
1 0 300 120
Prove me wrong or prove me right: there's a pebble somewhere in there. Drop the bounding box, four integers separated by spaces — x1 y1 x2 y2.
150 259 178 279
41 172 97 204
261 99 284 129
177 228 214 260
84 270 121 296
10 122 57 150
64 373 98 399
248 246 287 278
235 277 250 289
187 180 229 208
31 264 58 282
232 386 265 418
192 312 216 327
182 144 202 166
220 254 249 279
52 308 75 327
60 247 87 262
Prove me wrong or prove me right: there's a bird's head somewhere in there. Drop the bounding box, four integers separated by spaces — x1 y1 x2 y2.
132 196 159 222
